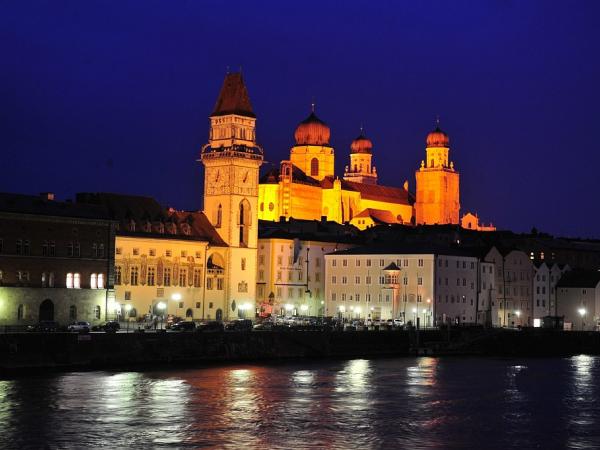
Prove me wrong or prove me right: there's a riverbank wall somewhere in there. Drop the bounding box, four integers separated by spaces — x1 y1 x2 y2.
2 328 600 375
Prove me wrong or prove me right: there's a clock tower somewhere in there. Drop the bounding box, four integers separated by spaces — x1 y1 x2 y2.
200 72 263 319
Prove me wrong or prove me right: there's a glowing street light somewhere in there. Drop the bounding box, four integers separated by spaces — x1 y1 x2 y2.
157 301 166 330
578 307 587 330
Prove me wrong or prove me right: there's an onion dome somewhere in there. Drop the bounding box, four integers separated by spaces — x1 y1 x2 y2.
426 123 450 148
294 110 330 145
350 131 373 154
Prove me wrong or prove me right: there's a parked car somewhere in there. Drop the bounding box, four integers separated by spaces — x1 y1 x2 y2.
27 321 60 332
196 321 224 332
225 319 253 332
170 321 196 332
92 321 121 332
393 319 404 327
67 321 91 332
253 321 274 331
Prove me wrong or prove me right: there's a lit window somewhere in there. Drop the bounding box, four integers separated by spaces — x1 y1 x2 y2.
98 273 104 289
90 273 98 289
66 273 74 289
74 273 81 289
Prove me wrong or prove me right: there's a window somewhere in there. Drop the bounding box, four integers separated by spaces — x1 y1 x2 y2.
116 247 122 255
366 276 371 284
130 267 139 286
42 241 48 256
217 278 224 290
332 260 337 267
166 250 172 257
310 157 319 176
356 294 360 302
66 273 74 289
380 259 384 267
277 256 283 266
196 251 202 259
179 269 187 287
341 293 346 302
331 292 337 301
356 260 361 267
115 266 122 285
98 273 104 289
355 276 360 284
207 278 213 290
366 259 371 267
49 241 55 256
181 250 187 258
149 249 156 257
163 268 171 286
276 287 282 298
342 276 347 284
417 277 423 286
332 276 337 284
99 244 104 258
92 243 97 257
343 259 348 267
147 267 156 286
74 242 80 257
67 242 73 257
94 305 101 320
193 269 202 287
73 273 80 289
418 259 423 267
403 277 408 286
238 281 248 293
90 273 98 289
277 271 282 281
133 248 140 256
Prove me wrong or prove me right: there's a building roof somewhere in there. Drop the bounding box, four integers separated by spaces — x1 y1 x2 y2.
258 217 360 244
211 72 255 118
383 262 400 271
327 242 480 257
76 193 226 246
353 208 397 224
321 178 414 205
556 270 600 289
0 192 111 220
259 164 321 187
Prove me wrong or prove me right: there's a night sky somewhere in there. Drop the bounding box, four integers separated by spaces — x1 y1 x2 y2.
1 1 599 237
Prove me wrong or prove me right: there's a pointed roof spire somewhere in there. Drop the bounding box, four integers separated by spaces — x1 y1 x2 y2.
311 96 315 113
435 115 441 130
211 72 255 118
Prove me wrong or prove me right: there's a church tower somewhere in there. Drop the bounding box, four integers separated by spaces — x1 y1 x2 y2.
200 72 263 318
415 120 460 224
289 105 334 181
343 129 378 185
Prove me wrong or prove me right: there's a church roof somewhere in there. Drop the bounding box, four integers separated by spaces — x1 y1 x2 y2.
259 165 321 187
353 208 397 224
0 192 111 220
321 178 414 205
211 72 255 118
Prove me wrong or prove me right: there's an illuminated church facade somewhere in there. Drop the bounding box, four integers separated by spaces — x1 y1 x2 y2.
258 107 465 229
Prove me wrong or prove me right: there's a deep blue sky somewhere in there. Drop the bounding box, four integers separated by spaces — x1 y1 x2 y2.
1 1 599 237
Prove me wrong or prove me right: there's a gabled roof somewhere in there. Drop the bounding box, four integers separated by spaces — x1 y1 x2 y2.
383 262 400 271
556 270 600 289
211 72 255 118
353 208 397 224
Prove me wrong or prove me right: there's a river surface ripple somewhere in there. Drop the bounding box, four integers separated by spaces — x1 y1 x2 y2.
1 356 599 449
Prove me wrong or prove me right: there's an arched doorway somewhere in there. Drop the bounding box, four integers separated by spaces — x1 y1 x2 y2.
186 308 193 319
216 309 223 321
39 299 54 321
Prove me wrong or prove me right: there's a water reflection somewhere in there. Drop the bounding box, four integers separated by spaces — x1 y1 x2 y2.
2 358 600 448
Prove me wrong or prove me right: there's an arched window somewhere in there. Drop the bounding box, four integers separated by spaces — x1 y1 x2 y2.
216 204 222 228
90 273 98 289
186 308 193 318
66 273 74 289
128 307 137 318
69 305 77 320
310 158 319 177
238 200 251 247
94 305 101 320
216 309 223 321
73 273 81 289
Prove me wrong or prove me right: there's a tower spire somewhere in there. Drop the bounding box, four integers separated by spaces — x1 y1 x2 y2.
311 97 315 113
435 115 440 130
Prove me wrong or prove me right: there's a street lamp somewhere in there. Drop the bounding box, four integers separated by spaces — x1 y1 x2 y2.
125 304 132 333
320 300 325 317
578 307 586 330
156 302 166 330
515 310 521 327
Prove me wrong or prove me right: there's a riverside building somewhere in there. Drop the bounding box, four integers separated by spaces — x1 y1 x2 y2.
0 192 115 326
324 244 485 325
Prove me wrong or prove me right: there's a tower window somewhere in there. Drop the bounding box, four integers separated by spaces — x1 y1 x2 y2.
310 158 319 177
216 204 222 228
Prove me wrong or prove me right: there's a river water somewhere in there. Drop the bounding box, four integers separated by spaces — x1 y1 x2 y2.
1 356 599 449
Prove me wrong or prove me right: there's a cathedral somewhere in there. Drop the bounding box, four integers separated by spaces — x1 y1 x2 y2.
256 89 462 230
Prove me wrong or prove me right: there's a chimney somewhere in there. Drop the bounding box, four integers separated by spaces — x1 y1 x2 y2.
40 192 55 201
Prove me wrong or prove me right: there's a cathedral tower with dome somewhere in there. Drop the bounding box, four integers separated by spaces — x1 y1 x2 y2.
414 120 460 225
